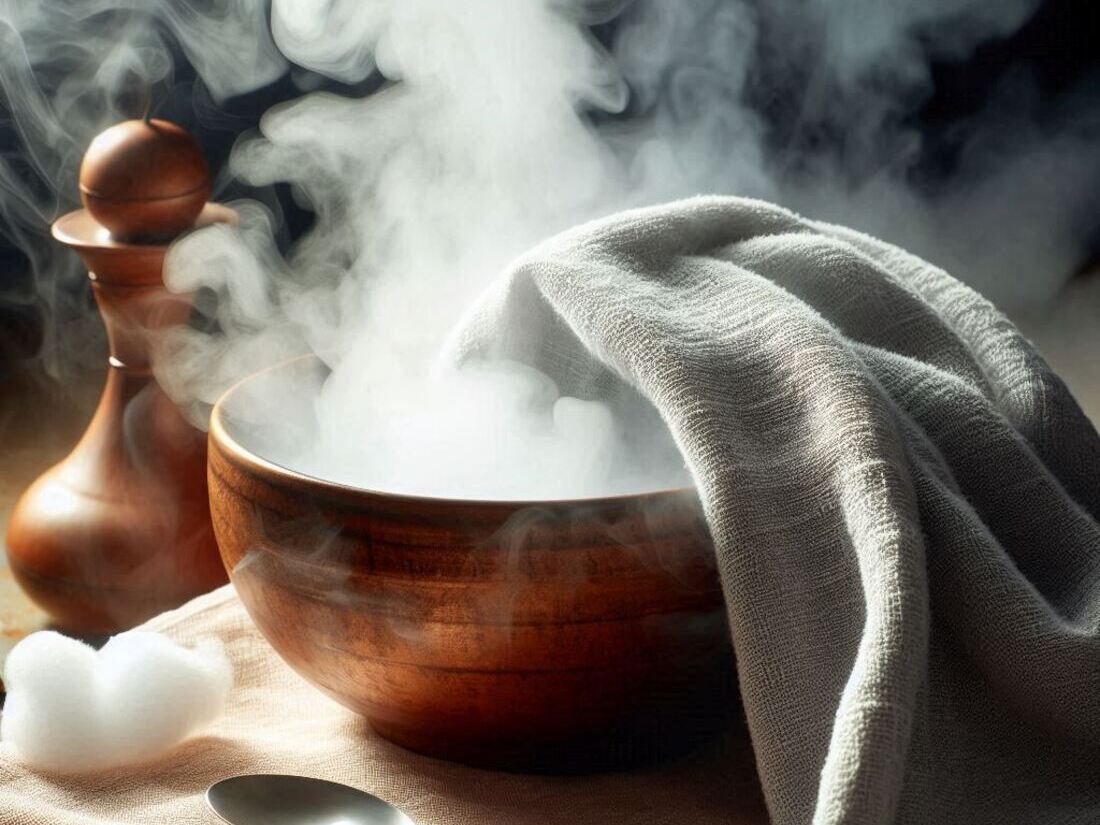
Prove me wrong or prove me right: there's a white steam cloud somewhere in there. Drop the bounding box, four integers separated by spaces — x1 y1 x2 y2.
3 0 1097 498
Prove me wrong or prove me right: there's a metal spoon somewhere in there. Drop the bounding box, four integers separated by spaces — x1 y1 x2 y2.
207 774 416 825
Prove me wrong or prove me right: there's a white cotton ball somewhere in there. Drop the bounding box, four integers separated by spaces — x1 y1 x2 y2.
97 632 233 766
1 632 101 772
1 630 232 773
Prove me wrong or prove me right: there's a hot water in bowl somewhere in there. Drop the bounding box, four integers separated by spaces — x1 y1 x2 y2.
207 355 737 772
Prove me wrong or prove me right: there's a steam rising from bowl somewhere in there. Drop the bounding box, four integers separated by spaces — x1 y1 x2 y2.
2 0 1097 497
224 356 687 500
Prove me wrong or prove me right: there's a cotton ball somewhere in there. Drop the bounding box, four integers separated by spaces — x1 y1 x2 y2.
97 632 233 766
1 630 232 773
0 632 101 772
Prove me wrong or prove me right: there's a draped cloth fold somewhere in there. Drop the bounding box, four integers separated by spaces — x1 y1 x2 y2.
449 196 1100 824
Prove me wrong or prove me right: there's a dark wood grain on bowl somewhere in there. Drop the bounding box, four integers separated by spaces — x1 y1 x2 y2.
207 361 738 772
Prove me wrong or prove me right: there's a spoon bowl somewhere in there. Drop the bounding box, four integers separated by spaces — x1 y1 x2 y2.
207 774 415 825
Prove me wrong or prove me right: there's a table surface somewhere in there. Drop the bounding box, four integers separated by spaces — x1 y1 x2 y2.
2 274 1098 684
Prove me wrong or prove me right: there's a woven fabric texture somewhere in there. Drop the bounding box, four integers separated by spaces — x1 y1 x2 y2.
450 195 1100 824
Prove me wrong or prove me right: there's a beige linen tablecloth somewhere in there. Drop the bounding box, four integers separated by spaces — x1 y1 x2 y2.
0 584 766 825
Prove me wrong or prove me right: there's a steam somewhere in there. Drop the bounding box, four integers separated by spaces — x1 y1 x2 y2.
0 0 284 381
3 0 1097 498
164 0 670 499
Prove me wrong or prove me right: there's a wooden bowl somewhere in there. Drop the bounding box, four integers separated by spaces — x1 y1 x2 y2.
208 357 736 772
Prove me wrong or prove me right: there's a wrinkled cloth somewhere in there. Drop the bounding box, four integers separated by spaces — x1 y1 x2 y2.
450 196 1100 824
0 585 765 825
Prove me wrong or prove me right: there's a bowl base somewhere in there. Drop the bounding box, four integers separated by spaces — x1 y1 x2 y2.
367 672 742 775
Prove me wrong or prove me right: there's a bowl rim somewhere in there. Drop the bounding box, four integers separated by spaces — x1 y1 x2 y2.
209 354 696 508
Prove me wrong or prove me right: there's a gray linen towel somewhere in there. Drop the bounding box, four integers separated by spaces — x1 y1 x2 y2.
451 195 1100 825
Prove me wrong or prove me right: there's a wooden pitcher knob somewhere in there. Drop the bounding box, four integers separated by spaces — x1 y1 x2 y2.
79 119 210 242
